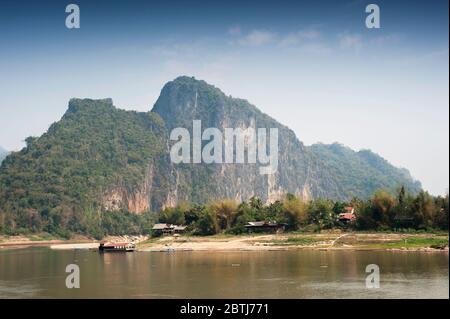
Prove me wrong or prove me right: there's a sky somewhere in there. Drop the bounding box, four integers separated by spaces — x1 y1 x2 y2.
0 0 448 195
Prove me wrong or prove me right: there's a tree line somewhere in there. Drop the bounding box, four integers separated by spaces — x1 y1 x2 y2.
156 187 449 236
0 187 447 239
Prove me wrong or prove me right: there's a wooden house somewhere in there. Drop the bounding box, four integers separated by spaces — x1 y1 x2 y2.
244 221 286 233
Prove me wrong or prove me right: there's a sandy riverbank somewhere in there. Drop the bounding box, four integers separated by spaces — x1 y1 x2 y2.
0 234 93 249
138 232 449 252
1 232 448 252
0 234 148 250
49 235 148 250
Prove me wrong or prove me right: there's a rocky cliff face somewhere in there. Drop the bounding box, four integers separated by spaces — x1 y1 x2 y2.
0 76 421 221
151 76 344 207
102 163 154 213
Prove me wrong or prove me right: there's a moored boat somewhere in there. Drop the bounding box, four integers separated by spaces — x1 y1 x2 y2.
98 241 136 252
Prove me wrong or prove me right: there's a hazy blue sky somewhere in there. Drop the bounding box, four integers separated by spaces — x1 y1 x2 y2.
0 0 448 195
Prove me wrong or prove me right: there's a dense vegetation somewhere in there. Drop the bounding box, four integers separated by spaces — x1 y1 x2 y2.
155 187 449 236
309 143 422 197
0 98 166 238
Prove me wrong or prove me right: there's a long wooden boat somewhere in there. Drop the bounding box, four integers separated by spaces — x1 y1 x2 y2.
98 242 136 252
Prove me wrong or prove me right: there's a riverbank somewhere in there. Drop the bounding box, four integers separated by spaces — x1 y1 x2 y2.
137 232 449 252
0 234 145 249
0 234 92 249
1 232 448 252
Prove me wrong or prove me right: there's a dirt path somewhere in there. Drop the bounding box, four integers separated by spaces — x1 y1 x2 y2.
331 233 350 246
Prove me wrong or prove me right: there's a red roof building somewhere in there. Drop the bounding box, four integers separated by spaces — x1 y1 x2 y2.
339 207 356 222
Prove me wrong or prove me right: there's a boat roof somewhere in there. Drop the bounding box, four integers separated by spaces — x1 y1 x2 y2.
152 223 187 230
245 221 285 227
101 242 134 246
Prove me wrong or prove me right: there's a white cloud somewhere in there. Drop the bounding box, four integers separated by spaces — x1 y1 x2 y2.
339 33 362 53
279 29 321 47
369 33 401 46
238 30 276 46
298 43 332 55
278 33 299 47
232 27 321 48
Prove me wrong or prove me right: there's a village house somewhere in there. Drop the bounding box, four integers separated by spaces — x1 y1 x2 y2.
244 221 286 233
338 207 356 223
152 223 187 236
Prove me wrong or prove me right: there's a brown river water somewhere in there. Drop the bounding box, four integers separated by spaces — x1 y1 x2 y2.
0 247 448 298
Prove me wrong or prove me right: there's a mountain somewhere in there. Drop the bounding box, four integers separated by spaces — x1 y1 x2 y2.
0 98 168 218
151 76 420 203
309 143 421 199
151 76 342 205
0 147 7 163
0 76 421 233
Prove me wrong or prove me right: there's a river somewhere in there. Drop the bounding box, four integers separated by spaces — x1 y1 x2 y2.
0 247 448 298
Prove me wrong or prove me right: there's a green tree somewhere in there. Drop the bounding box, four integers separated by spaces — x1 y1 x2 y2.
434 194 449 229
371 190 396 227
281 195 307 230
158 206 186 225
194 207 219 235
411 191 435 229
332 201 347 215
307 199 334 230
249 196 263 210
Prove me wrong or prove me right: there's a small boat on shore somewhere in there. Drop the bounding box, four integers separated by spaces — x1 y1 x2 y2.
98 241 136 252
